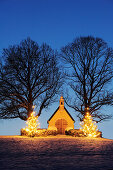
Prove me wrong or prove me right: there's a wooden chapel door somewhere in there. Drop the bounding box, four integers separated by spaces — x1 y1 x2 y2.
55 119 68 134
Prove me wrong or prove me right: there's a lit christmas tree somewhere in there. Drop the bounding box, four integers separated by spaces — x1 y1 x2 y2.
80 108 100 137
21 110 40 137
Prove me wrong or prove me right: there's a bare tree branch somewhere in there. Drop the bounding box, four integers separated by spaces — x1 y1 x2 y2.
0 38 62 120
61 36 113 122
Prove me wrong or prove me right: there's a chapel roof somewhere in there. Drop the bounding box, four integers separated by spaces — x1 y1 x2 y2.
47 96 75 123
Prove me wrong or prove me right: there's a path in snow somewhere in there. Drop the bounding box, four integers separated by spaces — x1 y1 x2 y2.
0 136 113 170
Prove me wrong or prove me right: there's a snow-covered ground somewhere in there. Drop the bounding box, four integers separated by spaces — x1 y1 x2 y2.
0 136 113 170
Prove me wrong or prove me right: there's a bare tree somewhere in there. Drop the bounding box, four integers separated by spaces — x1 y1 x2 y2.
61 36 113 122
0 38 61 120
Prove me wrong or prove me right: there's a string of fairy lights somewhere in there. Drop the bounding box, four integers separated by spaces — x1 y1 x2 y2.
80 107 100 137
21 107 40 137
21 106 100 137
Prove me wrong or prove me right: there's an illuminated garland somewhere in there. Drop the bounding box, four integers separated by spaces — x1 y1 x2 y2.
80 110 100 137
22 111 40 137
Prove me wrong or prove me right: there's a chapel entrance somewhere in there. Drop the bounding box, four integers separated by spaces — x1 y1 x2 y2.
55 119 68 134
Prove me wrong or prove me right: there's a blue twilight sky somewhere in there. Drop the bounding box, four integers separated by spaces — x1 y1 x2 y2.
0 0 113 139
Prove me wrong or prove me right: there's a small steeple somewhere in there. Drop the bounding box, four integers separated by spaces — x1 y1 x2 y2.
59 96 64 109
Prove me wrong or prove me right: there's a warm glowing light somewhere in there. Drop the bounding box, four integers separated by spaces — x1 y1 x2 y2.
32 105 35 109
21 110 40 137
80 111 100 138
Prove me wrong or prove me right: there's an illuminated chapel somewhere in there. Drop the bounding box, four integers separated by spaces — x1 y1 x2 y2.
47 96 75 134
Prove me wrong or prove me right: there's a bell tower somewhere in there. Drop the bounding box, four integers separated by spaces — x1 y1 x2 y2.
59 96 64 110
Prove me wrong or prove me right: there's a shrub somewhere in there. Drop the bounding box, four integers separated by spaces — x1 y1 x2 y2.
20 129 57 137
65 129 84 137
65 129 102 137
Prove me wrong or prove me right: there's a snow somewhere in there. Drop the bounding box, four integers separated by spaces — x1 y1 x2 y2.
0 136 113 169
